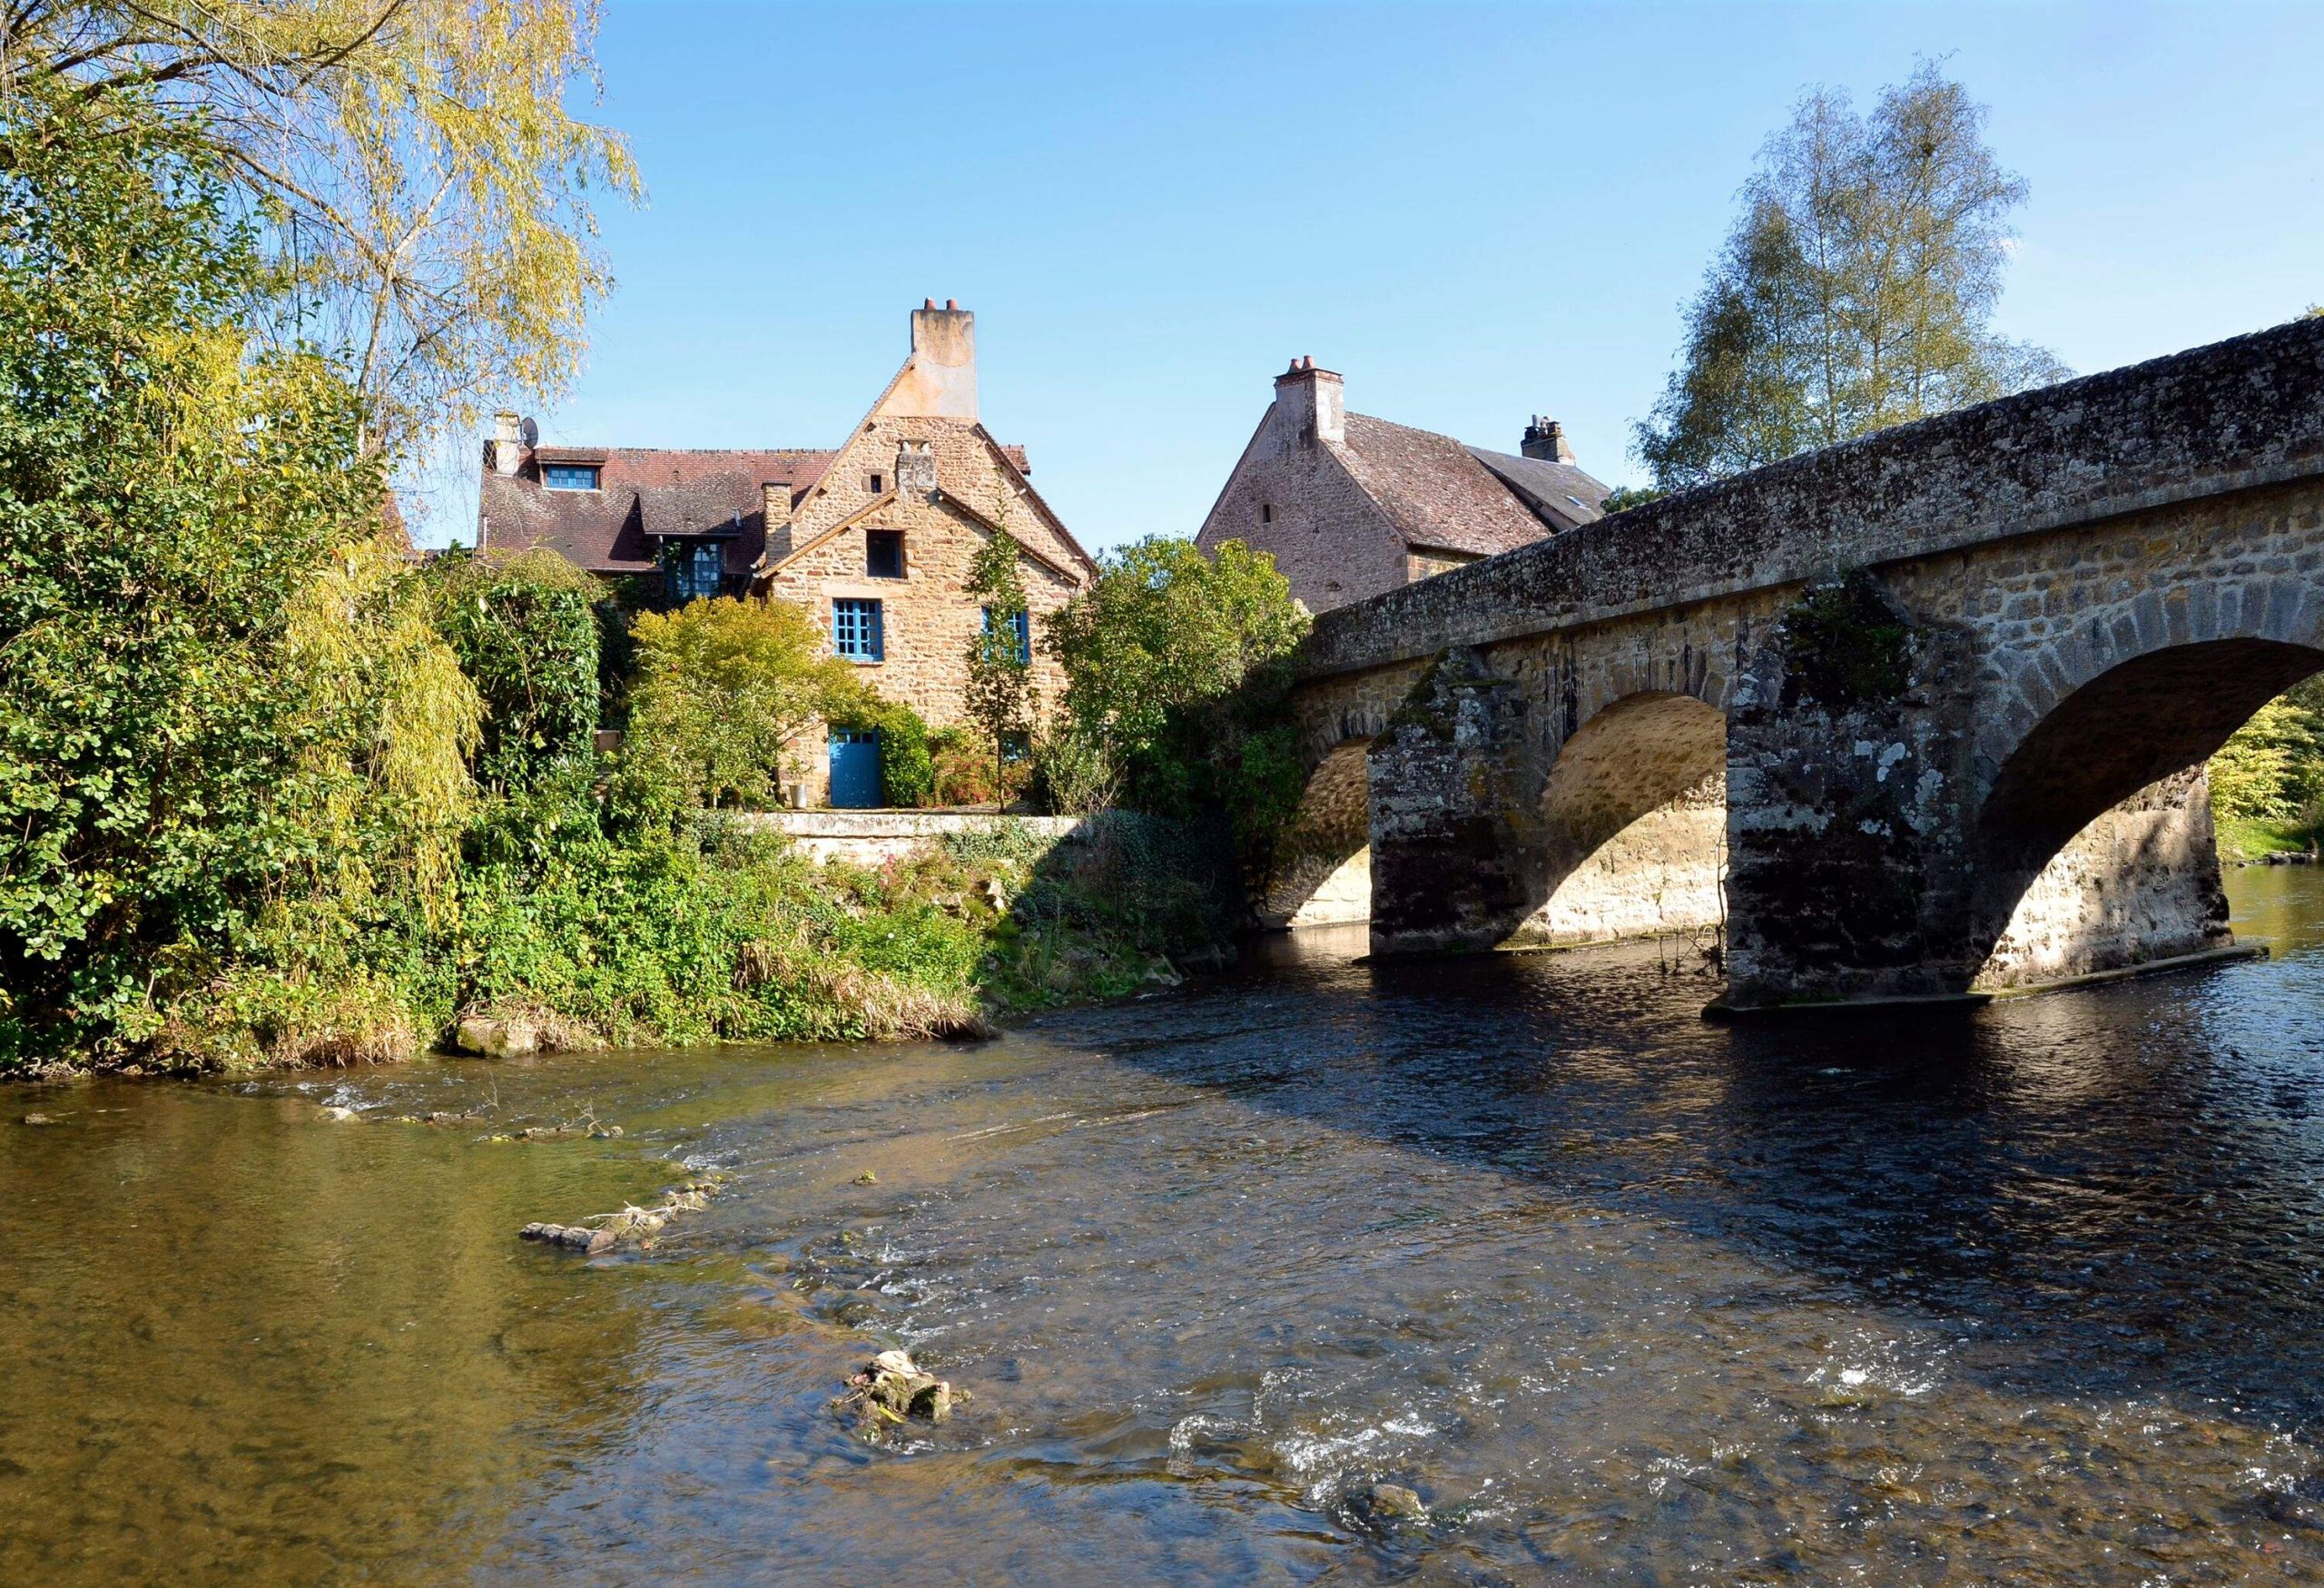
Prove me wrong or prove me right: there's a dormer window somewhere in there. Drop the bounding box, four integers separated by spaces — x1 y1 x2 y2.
542 463 599 491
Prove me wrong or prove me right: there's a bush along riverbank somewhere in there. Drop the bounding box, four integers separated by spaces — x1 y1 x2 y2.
127 807 1238 1076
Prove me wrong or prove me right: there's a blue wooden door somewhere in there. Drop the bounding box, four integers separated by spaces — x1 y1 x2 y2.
828 728 882 808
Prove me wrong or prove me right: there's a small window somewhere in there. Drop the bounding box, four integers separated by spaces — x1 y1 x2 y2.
1000 731 1031 764
542 463 600 491
868 472 884 493
865 530 905 579
1261 503 1273 523
981 606 1031 665
668 541 722 603
833 597 884 662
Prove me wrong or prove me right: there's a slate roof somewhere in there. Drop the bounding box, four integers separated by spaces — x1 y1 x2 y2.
1466 447 1610 535
1336 414 1568 557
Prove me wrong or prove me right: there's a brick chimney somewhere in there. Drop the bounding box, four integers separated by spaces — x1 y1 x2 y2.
491 409 525 475
1521 415 1575 464
1275 355 1344 448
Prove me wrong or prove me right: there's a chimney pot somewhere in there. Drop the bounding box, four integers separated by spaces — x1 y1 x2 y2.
924 297 936 310
1521 415 1576 465
1272 356 1344 447
945 298 958 311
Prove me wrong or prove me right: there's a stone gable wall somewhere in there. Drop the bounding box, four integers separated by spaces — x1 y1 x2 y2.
763 415 1088 804
1196 404 1409 614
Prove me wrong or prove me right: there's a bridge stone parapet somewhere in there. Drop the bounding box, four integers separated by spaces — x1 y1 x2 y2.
1272 317 2324 1008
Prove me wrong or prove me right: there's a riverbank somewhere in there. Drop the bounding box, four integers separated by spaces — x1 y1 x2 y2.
84 811 1238 1080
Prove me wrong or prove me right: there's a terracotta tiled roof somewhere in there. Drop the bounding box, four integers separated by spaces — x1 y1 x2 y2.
1334 414 1560 557
477 447 835 577
476 441 1040 579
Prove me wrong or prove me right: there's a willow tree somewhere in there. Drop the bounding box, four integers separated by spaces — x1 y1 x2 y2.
0 0 640 456
1636 62 2066 488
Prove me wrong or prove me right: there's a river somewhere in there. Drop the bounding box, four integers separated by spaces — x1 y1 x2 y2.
5 868 2324 1584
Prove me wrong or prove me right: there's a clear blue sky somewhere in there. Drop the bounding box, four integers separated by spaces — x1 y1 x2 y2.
411 2 2324 551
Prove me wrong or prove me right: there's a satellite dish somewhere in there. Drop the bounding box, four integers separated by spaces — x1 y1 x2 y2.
519 416 538 449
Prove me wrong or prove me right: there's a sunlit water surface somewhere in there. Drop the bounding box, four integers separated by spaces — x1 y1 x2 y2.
8 869 2324 1584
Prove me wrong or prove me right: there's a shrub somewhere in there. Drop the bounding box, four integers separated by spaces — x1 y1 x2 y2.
0 92 389 1065
1045 536 1309 861
830 696 936 808
621 596 862 814
427 547 604 790
931 725 1000 807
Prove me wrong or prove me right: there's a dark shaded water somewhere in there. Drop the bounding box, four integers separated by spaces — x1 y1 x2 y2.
8 870 2324 1584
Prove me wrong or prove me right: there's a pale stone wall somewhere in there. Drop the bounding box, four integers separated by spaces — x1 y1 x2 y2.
1974 767 2229 989
729 810 1087 868
1525 783 1725 947
1196 383 1409 615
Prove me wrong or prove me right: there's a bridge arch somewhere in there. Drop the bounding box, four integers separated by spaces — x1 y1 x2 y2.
1501 690 1729 947
1261 735 1374 927
1967 578 2324 986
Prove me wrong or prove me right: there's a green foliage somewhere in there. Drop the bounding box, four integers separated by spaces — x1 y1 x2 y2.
1046 537 1310 860
1778 573 1913 712
1637 62 2067 489
0 89 386 1062
5 0 643 457
962 525 1038 800
620 595 862 815
1029 721 1120 815
1600 484 1667 513
427 547 602 790
830 695 937 809
930 725 1001 807
2211 676 2324 831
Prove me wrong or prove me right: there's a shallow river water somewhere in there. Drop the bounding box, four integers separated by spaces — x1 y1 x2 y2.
8 870 2324 1585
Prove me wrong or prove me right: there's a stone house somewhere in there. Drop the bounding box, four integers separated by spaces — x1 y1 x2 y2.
1195 357 1609 613
475 301 1098 805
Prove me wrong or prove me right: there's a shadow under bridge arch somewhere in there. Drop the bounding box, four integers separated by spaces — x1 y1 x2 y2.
1260 736 1374 928
1971 636 2324 990
1504 690 1729 949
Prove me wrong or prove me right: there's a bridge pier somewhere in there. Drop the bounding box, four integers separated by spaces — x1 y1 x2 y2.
1366 647 1549 954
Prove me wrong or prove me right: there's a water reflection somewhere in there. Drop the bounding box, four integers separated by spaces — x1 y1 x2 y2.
4 871 2324 1583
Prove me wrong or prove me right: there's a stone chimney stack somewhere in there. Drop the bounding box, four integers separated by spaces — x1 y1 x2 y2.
491 409 525 476
891 298 977 419
1274 355 1345 448
763 480 793 558
1521 415 1576 464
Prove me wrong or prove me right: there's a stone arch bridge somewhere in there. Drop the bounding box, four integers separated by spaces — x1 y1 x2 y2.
1270 317 2324 1009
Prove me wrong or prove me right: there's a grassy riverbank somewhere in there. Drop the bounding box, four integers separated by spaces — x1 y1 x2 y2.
127 812 1236 1077
2219 815 2322 863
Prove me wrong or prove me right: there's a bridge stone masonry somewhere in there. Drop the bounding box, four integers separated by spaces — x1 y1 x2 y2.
1268 315 2324 1010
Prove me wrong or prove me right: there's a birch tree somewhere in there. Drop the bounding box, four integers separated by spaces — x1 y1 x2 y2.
0 0 640 456
1637 62 2065 488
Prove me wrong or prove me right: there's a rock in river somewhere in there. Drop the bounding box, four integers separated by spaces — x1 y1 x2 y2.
454 1015 538 1059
